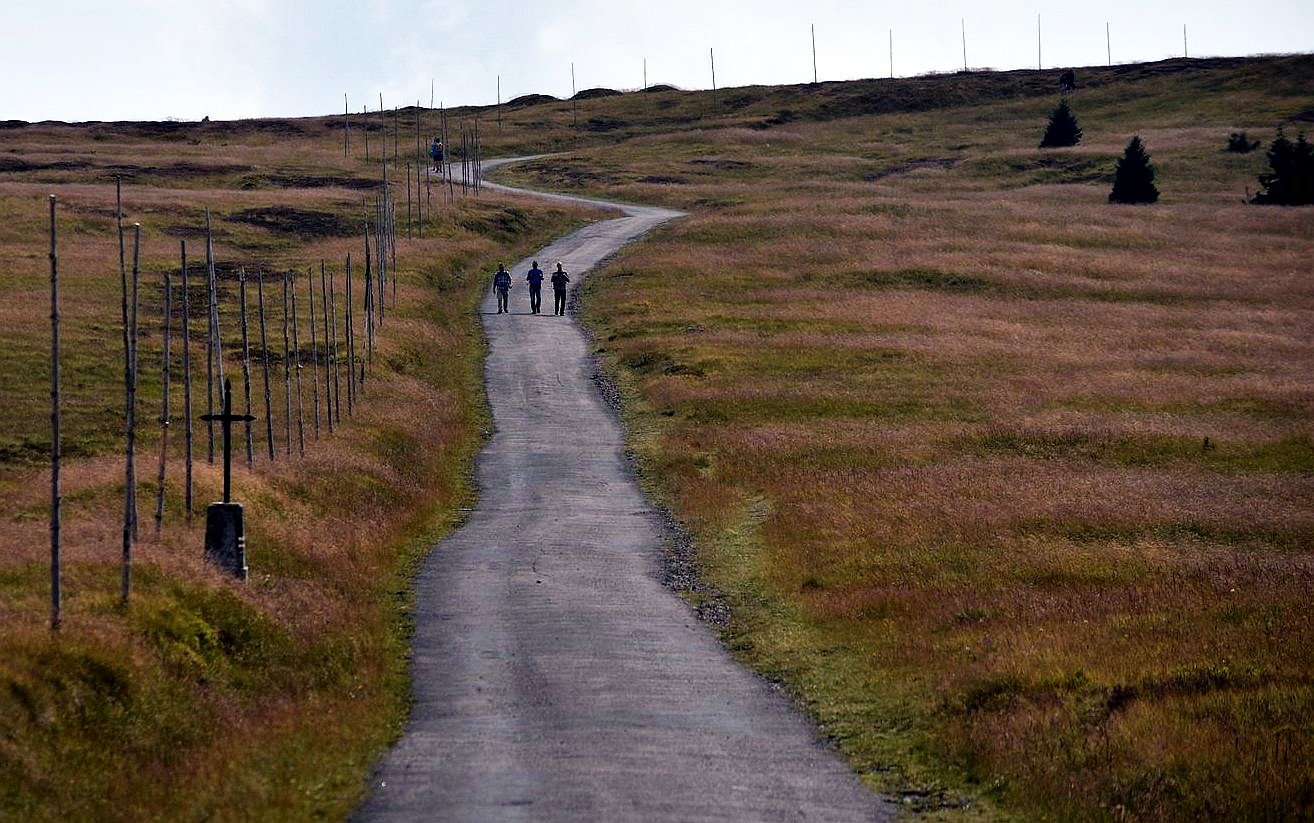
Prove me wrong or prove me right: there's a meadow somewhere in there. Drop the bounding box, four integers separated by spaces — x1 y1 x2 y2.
1 52 1310 821
496 54 1314 819
0 117 600 818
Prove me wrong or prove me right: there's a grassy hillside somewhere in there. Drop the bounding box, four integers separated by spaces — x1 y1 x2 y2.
0 119 601 819
496 54 1314 820
3 53 1311 820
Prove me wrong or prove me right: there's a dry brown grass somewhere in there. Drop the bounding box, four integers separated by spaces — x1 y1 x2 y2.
0 118 600 819
499 56 1314 820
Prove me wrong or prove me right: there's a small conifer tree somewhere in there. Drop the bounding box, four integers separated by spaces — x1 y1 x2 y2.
1252 128 1314 206
1226 131 1260 153
1109 136 1158 204
1040 99 1082 148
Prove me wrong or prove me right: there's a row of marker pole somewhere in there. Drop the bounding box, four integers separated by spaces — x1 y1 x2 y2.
45 103 486 628
47 181 404 629
347 98 482 211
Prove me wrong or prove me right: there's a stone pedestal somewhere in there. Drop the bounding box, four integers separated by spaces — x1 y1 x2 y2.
204 502 248 580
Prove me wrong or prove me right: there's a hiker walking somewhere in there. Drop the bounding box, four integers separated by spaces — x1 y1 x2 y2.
525 260 545 314
429 137 444 172
492 263 512 314
550 262 571 316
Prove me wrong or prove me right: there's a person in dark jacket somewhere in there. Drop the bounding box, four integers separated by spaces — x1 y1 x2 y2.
550 262 570 316
525 260 544 314
492 263 512 314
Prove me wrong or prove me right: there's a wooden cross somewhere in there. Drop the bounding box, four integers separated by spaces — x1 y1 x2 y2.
201 378 256 503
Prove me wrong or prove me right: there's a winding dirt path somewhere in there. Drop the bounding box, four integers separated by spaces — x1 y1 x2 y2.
354 162 892 821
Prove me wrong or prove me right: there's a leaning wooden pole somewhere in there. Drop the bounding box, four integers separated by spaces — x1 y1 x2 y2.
181 241 194 524
49 195 61 631
308 264 321 439
239 270 254 465
154 264 172 538
122 224 141 607
257 273 275 460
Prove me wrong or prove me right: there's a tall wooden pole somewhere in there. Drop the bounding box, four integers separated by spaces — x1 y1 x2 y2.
239 270 254 465
205 212 216 463
811 24 817 84
571 63 577 128
962 19 968 72
344 93 350 158
710 48 717 112
443 106 453 201
204 211 224 467
49 195 61 631
291 277 304 457
309 264 321 439
154 264 171 538
282 275 292 456
117 178 136 548
320 262 333 434
416 101 424 238
181 242 193 523
345 254 356 415
122 224 141 607
1107 22 1112 66
257 274 275 460
330 265 342 423
364 226 374 373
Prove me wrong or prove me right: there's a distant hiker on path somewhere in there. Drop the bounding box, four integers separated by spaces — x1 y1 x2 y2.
550 262 571 316
492 263 512 314
429 137 444 171
525 260 545 314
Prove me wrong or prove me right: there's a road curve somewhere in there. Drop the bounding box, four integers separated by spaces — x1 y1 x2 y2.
354 161 892 822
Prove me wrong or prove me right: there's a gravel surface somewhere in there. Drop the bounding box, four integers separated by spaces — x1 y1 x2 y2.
353 162 893 822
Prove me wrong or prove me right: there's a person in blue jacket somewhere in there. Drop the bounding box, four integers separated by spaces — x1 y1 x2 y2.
492 263 512 314
525 260 545 314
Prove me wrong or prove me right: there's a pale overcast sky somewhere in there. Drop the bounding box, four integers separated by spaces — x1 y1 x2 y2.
3 0 1311 122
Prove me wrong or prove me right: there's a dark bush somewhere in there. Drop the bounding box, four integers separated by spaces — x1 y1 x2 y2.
1252 128 1314 205
1109 136 1159 204
1039 99 1082 148
1226 131 1261 153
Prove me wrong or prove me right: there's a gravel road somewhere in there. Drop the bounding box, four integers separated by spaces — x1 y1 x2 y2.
353 162 893 822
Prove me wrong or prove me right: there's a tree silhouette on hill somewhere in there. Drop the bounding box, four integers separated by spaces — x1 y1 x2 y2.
1252 128 1314 205
1109 136 1159 204
1040 99 1082 148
